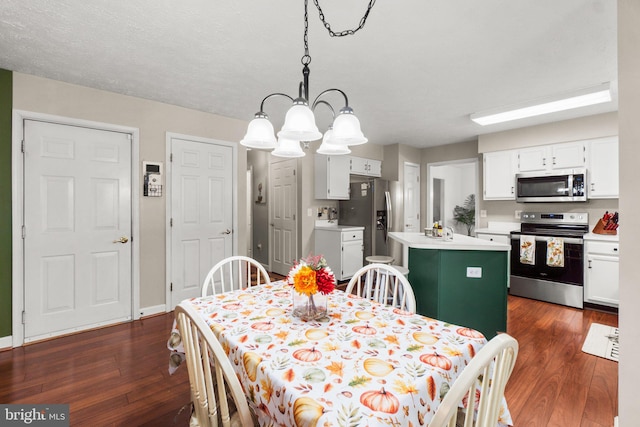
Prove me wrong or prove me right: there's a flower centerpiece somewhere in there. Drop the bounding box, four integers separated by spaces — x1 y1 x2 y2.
288 254 335 321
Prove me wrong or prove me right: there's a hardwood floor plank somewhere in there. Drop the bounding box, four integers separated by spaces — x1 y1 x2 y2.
583 358 618 426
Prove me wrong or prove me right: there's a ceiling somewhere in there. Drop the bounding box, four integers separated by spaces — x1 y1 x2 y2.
0 0 618 148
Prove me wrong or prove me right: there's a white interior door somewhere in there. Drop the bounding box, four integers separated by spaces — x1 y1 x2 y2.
270 159 297 276
403 162 420 232
169 136 234 307
23 120 132 342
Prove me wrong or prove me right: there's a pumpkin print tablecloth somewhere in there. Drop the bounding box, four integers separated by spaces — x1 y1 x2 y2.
169 281 513 426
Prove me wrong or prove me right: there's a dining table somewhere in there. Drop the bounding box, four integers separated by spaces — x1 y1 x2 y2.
167 280 513 427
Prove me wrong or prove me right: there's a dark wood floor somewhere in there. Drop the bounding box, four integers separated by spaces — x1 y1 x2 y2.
0 293 618 426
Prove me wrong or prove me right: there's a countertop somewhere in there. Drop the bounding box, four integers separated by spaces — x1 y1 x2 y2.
583 232 619 242
388 231 511 251
315 224 365 232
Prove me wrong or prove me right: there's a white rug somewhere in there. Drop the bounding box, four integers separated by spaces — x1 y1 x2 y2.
582 323 619 362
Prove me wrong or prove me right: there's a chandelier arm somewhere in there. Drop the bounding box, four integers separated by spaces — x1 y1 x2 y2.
259 92 295 113
312 88 349 110
312 0 377 37
311 99 336 118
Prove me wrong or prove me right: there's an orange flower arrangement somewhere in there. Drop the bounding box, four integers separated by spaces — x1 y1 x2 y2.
287 254 335 296
288 255 335 321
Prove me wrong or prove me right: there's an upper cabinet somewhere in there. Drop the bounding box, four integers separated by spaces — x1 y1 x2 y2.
483 150 518 200
517 141 586 172
315 154 351 200
350 156 381 177
482 137 619 201
586 136 619 199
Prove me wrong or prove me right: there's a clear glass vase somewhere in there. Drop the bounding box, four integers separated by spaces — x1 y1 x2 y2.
292 291 328 321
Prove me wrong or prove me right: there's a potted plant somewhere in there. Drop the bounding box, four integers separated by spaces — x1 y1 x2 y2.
453 194 476 236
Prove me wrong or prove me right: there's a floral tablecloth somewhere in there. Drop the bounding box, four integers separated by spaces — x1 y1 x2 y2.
168 281 512 426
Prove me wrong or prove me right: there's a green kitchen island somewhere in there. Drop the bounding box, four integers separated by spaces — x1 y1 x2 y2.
388 232 510 339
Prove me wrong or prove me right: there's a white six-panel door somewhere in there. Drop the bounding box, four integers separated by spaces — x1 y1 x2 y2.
270 159 297 276
169 136 234 307
23 120 132 342
403 162 421 232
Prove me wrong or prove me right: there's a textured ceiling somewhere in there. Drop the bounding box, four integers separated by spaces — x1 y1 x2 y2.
0 0 618 148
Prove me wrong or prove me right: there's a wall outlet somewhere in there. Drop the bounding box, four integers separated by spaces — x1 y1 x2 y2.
466 267 482 278
308 208 313 217
480 209 487 218
515 210 522 219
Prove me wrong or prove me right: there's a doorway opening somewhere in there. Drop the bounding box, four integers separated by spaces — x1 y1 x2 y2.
427 159 479 236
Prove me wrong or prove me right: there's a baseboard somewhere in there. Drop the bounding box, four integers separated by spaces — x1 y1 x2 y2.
0 335 13 351
139 304 166 318
614 416 618 427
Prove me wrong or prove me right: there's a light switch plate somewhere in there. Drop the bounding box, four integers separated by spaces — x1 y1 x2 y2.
466 267 482 278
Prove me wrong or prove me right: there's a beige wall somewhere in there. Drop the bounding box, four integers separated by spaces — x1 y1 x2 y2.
13 73 249 309
618 0 639 423
478 112 618 153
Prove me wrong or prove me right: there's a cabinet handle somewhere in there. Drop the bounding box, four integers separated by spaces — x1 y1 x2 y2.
543 158 546 166
588 259 592 269
552 156 556 165
613 248 618 252
511 186 514 194
590 183 595 192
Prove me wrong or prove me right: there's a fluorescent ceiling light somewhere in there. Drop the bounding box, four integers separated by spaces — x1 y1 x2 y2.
470 82 612 126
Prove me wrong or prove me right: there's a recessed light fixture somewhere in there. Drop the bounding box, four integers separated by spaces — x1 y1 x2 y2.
470 82 612 126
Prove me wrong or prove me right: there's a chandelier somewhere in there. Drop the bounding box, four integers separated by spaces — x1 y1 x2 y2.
240 0 377 157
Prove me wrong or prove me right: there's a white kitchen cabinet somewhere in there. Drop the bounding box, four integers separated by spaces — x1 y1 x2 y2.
483 150 517 200
517 141 586 172
315 154 351 200
585 239 619 307
587 136 619 199
350 156 382 177
315 226 364 280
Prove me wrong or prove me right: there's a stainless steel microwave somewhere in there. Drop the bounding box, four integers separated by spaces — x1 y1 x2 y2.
516 169 587 202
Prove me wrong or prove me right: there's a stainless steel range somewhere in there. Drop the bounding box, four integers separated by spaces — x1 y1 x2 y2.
510 212 589 309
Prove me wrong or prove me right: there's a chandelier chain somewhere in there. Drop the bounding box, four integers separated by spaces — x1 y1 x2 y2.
312 0 377 37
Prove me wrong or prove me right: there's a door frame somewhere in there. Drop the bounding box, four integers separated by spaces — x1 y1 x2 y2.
426 157 479 232
11 110 140 347
164 132 238 309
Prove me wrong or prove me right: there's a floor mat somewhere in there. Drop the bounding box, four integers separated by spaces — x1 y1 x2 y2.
582 323 619 362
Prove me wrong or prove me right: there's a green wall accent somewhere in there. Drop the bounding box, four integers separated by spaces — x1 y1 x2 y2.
0 69 12 338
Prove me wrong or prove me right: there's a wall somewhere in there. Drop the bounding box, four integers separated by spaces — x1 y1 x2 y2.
478 112 618 153
12 73 249 311
0 70 12 338
618 0 640 423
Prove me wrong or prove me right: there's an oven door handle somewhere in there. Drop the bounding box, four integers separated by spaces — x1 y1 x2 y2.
510 235 583 245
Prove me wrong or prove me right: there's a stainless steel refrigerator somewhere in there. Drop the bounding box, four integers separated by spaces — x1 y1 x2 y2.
338 178 392 260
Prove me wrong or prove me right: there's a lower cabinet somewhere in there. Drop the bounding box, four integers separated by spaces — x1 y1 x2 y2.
475 232 510 245
315 227 364 281
585 240 619 307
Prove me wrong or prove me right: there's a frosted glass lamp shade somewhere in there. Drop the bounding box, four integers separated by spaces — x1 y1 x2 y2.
331 111 367 146
271 138 305 158
240 117 277 149
277 103 323 141
316 129 351 155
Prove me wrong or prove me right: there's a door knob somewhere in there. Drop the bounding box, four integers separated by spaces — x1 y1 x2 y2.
221 229 232 235
113 236 129 244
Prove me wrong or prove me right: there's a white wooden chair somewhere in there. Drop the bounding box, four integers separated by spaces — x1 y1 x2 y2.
429 333 519 427
175 302 256 427
202 255 271 296
345 263 417 313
